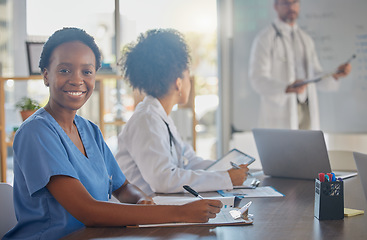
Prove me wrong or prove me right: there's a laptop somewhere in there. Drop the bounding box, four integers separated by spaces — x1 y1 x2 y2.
252 128 357 180
353 152 367 201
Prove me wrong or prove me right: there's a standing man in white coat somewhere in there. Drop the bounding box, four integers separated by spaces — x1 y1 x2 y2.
249 0 351 130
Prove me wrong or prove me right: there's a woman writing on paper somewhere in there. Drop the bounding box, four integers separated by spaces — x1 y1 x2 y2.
4 28 222 240
115 29 249 196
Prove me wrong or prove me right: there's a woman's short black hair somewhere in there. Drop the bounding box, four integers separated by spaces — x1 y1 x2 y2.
39 27 101 72
121 28 190 98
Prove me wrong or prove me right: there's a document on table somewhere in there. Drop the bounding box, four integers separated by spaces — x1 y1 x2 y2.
129 195 253 228
234 177 260 189
132 207 253 228
152 195 237 208
218 186 284 198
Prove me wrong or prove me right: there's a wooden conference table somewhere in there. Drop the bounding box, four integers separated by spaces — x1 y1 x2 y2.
62 174 367 240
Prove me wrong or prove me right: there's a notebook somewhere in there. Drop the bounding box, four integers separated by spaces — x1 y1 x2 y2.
252 128 357 180
131 207 253 228
130 196 253 228
353 152 367 201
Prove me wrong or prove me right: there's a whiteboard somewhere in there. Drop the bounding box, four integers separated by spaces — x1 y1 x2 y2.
231 0 367 133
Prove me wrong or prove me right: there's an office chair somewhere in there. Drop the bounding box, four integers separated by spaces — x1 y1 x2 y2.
0 183 17 238
328 150 357 171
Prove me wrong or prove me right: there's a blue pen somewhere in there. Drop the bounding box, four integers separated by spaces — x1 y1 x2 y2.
325 175 330 182
331 173 336 182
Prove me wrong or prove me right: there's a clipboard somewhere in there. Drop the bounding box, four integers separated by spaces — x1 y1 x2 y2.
292 76 324 87
128 195 253 228
292 73 333 88
205 148 256 171
129 208 253 228
292 54 356 88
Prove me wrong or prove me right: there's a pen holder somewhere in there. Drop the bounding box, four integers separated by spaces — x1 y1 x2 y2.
314 179 344 220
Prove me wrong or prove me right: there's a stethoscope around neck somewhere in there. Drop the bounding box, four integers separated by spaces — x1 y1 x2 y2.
163 119 188 167
271 22 305 64
271 22 287 62
163 120 174 156
272 22 283 38
272 22 310 100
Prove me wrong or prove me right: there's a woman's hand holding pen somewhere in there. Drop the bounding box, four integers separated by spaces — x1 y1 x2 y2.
179 199 223 223
228 164 249 186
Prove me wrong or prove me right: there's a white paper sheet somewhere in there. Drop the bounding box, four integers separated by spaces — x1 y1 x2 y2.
152 195 236 208
218 186 284 198
135 208 253 228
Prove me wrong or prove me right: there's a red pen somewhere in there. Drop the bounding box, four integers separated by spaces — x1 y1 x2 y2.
318 173 325 182
327 173 333 182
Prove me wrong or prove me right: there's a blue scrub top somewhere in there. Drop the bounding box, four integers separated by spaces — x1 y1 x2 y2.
4 108 126 240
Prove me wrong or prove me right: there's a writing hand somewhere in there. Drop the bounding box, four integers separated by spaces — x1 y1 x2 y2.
179 199 222 223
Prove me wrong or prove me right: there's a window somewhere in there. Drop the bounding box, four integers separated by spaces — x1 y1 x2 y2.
119 0 219 159
2 0 219 183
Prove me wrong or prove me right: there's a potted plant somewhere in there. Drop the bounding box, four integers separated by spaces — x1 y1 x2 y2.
15 97 41 121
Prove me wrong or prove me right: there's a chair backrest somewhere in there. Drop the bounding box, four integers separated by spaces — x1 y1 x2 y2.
353 152 367 201
0 183 17 238
328 150 357 171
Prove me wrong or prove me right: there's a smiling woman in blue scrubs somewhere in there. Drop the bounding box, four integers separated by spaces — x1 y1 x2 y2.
3 28 222 240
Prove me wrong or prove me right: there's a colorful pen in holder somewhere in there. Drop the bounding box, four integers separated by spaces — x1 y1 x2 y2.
314 173 344 220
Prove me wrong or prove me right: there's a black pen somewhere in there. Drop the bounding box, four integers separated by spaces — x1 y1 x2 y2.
183 185 203 199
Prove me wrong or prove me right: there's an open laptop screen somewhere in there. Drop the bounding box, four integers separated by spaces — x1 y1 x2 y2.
252 128 331 180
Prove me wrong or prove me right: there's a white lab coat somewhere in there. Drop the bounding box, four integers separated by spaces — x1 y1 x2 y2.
249 18 339 129
115 96 232 195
